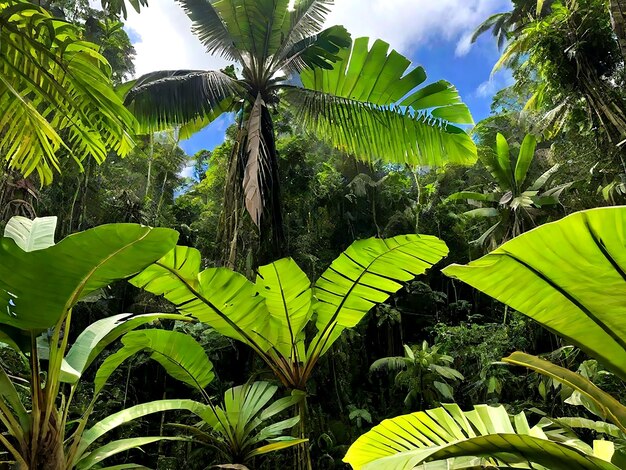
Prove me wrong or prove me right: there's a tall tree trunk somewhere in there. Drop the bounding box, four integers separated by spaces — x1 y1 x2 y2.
258 105 286 265
610 0 626 61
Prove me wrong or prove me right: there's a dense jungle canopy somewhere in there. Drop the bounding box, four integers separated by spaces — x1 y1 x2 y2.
1 0 626 469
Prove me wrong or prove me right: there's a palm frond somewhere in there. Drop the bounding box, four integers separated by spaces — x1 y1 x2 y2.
283 88 476 167
290 37 476 167
344 403 619 469
124 70 239 133
470 12 512 46
275 0 333 63
243 94 270 227
0 1 137 184
176 0 243 62
277 25 351 74
209 0 290 64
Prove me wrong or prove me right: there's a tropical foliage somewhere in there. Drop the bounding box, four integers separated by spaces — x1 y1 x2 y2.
171 381 306 465
0 0 137 184
443 207 626 380
344 403 620 469
0 215 200 468
2 0 626 469
448 132 571 248
123 0 477 259
348 207 626 468
130 234 449 393
370 342 464 409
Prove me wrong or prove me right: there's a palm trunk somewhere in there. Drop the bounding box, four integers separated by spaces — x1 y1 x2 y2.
220 127 245 269
610 0 626 61
258 105 286 264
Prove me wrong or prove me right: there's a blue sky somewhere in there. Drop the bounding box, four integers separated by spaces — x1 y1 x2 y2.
124 1 512 159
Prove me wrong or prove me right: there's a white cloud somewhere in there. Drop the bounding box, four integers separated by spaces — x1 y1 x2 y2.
124 2 228 77
455 33 474 57
474 71 515 98
124 1 510 77
324 0 510 56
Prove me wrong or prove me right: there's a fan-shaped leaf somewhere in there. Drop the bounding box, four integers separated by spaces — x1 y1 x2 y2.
208 0 290 61
344 403 618 469
284 88 476 167
124 70 237 134
443 207 626 380
256 258 312 358
129 246 273 351
279 25 351 73
176 0 242 61
292 37 476 167
310 234 448 356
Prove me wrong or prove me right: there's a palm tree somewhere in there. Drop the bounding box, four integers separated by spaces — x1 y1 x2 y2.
0 0 138 185
471 0 555 49
123 0 477 263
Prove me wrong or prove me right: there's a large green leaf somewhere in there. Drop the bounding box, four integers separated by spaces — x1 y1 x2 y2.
514 134 538 189
74 399 209 468
64 313 188 383
355 434 618 470
442 207 626 380
277 0 333 55
0 1 138 184
133 236 448 389
290 37 476 167
76 436 188 470
284 87 476 168
504 352 626 433
256 258 313 358
278 25 351 73
310 235 448 357
3 216 57 252
0 224 177 332
129 246 273 351
344 403 618 469
94 329 214 395
495 133 514 188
